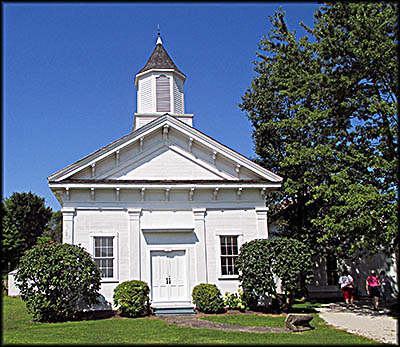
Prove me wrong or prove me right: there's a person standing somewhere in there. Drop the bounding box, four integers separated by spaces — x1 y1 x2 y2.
338 269 354 308
379 270 392 303
366 270 381 311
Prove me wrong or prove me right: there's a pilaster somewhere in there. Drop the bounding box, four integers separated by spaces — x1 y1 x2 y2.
61 207 75 244
193 208 208 283
128 208 142 280
255 207 269 239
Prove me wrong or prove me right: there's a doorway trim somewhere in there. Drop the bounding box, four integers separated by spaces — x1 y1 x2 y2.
147 246 192 309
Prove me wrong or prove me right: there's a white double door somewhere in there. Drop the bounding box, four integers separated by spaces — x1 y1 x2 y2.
151 250 187 302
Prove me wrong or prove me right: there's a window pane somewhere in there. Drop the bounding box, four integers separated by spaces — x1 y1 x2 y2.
221 244 226 255
220 236 239 276
93 237 114 278
221 259 227 275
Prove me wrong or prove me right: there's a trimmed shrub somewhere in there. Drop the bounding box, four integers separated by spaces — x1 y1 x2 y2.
236 237 314 312
192 283 224 313
15 241 101 322
113 280 150 317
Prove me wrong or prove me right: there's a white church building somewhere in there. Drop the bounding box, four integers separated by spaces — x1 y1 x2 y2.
46 35 282 311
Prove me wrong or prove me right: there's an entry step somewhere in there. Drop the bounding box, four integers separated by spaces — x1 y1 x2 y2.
154 307 196 315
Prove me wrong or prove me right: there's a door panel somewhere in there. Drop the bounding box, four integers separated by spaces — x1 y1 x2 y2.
169 250 186 300
151 251 169 301
151 250 187 302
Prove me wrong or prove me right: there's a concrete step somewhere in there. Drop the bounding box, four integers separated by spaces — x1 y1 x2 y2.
154 307 195 315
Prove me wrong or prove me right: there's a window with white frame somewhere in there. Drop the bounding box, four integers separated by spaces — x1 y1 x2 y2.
220 236 239 276
93 236 115 278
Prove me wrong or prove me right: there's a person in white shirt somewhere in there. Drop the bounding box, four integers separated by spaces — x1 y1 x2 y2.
338 269 354 308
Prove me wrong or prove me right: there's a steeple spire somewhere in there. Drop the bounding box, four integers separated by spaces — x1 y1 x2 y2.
133 33 193 131
156 24 163 45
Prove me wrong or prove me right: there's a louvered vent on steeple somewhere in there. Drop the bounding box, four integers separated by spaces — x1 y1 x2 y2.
156 75 170 112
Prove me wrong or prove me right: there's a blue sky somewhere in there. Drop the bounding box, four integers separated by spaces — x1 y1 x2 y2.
3 2 318 210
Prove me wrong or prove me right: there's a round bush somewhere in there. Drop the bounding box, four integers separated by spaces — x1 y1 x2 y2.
15 242 101 322
192 283 224 313
113 280 150 317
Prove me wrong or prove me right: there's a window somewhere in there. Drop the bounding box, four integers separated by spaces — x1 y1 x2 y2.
156 75 170 112
220 236 239 276
93 236 114 278
326 254 339 285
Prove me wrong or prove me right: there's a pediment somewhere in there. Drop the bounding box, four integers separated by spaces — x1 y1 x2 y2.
49 115 282 184
99 144 230 181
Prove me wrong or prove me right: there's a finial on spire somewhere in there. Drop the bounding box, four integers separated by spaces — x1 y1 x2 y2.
156 24 163 45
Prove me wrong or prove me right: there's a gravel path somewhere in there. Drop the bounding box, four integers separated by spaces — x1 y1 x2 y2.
316 302 398 345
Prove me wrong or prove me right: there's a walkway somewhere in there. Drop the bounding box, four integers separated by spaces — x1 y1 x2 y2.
157 314 289 333
316 300 398 345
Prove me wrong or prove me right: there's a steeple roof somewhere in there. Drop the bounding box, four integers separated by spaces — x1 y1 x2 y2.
137 40 185 77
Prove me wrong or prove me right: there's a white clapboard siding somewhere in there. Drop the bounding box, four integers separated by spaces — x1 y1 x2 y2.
156 75 170 112
114 148 224 180
205 208 258 293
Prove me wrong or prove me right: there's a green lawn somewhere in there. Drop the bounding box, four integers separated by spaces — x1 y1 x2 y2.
2 296 383 345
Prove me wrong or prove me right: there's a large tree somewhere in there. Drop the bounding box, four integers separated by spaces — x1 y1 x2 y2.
43 210 63 243
2 192 53 270
240 3 398 259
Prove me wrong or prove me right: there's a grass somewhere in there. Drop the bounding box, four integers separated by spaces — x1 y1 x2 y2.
2 296 384 345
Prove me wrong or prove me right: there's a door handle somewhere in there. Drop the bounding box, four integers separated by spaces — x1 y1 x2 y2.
166 277 168 284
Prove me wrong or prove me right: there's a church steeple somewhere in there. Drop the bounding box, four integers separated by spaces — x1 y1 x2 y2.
133 32 193 131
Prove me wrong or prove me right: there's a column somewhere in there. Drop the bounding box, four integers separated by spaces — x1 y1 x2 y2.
255 207 269 239
128 208 141 280
61 207 75 244
193 208 208 283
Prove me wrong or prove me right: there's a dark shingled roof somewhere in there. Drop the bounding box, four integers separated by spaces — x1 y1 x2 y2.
137 42 185 76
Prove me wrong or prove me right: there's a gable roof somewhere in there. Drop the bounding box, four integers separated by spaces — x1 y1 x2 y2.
48 114 282 184
137 42 185 77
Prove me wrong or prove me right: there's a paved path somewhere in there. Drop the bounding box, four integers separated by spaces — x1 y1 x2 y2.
316 301 398 345
157 314 290 333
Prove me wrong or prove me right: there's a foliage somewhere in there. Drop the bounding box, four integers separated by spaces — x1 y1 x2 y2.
224 290 248 311
192 283 224 313
2 192 53 271
1 202 24 272
113 280 150 317
43 211 63 243
239 3 398 259
15 242 101 322
236 238 314 312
